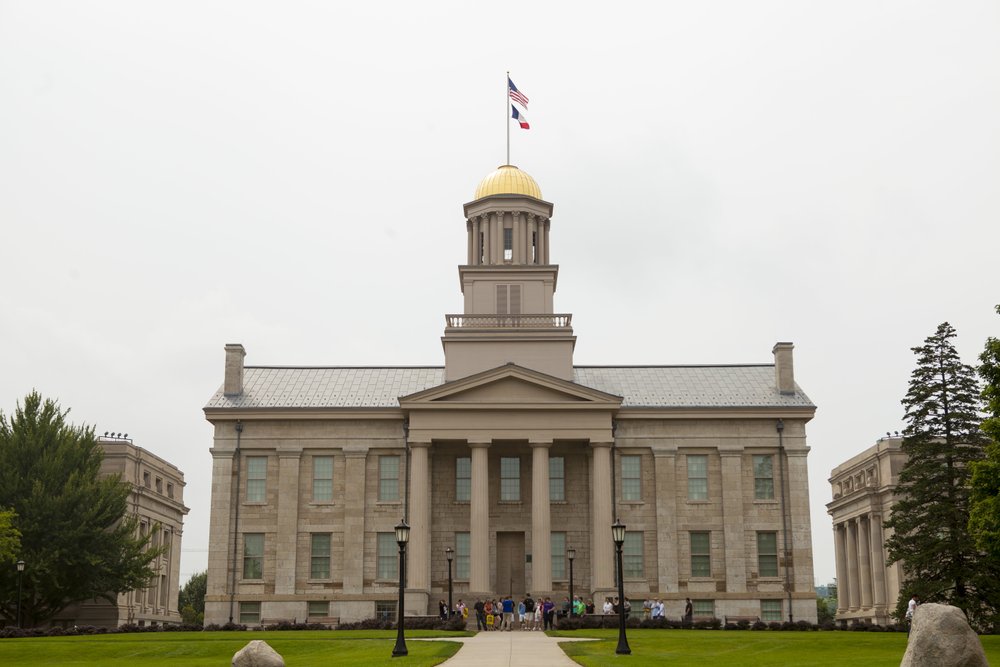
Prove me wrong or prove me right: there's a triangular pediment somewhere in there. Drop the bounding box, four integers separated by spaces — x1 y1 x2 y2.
399 363 622 409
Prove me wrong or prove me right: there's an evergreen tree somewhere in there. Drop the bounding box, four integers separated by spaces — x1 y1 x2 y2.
970 305 1000 560
884 322 998 629
0 392 161 626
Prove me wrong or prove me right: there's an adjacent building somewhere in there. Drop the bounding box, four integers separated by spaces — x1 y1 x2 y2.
52 436 189 628
203 164 818 626
826 435 906 625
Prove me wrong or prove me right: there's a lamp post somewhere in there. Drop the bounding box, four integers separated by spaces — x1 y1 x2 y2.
612 519 631 655
445 547 454 619
567 547 576 618
16 560 25 629
392 519 410 658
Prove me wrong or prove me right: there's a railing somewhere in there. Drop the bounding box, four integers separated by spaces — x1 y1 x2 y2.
445 314 572 329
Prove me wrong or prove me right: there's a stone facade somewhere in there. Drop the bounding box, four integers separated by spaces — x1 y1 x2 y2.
203 165 818 626
52 436 188 628
826 435 906 625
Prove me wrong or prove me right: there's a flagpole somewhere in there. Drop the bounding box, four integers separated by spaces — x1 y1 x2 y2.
506 70 510 166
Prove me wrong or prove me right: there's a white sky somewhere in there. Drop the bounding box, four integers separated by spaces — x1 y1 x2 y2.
2 1 998 588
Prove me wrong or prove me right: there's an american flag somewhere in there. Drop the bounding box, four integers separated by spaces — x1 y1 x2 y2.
508 77 529 108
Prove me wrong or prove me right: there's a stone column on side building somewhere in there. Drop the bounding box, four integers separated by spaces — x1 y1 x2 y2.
652 450 678 592
869 512 888 613
408 442 432 598
469 441 491 593
342 448 368 594
590 441 614 592
834 522 849 615
720 450 747 592
857 515 874 612
206 449 234 604
846 518 860 611
275 450 302 595
531 441 553 594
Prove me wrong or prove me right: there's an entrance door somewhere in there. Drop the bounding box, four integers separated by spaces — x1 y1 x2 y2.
495 532 525 597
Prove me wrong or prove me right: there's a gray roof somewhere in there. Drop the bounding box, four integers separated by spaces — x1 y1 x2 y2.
205 365 813 410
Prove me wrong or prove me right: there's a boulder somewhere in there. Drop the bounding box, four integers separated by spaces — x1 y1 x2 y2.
900 603 989 667
232 640 285 667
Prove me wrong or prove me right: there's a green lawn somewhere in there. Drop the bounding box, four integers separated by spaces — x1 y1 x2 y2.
0 630 468 667
551 629 1000 666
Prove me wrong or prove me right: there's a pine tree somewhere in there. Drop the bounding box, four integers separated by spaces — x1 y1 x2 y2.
884 322 998 629
970 306 1000 561
0 392 161 626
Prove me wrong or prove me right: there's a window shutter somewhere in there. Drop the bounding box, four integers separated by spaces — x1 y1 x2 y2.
510 285 521 314
496 284 508 314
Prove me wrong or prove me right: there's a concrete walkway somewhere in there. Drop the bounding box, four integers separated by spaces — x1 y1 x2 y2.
415 631 596 666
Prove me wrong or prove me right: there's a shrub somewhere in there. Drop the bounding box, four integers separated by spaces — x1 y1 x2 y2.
336 617 392 631
751 621 768 631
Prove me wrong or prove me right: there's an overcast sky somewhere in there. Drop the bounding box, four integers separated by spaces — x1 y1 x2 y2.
2 1 998 588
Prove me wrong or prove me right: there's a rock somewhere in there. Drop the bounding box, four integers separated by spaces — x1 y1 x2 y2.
900 603 989 667
232 640 285 667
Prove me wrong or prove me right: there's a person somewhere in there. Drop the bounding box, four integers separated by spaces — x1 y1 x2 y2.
502 596 515 631
612 596 620 614
623 597 631 617
493 601 502 630
684 597 693 623
654 599 665 619
906 594 919 634
585 599 595 615
533 598 543 630
603 598 614 615
524 594 535 630
559 596 571 621
517 598 527 629
643 598 652 619
543 597 555 630
474 598 486 631
573 596 585 617
456 599 467 621
438 599 448 620
484 599 494 631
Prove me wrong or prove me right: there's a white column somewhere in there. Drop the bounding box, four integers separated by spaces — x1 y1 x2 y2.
469 442 491 592
857 515 874 610
590 442 614 591
846 519 859 611
408 442 432 593
275 450 301 594
834 523 849 614
870 513 888 610
531 441 552 594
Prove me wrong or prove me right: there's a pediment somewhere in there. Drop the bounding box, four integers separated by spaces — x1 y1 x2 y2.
399 364 622 409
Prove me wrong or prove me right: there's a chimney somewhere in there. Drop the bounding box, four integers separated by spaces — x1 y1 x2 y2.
772 342 795 395
224 343 246 396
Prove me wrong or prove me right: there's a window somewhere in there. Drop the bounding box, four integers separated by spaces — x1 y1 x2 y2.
159 574 168 608
623 532 644 578
551 532 566 579
379 456 400 502
143 471 151 488
166 483 174 499
500 457 520 501
496 284 522 315
687 455 708 500
455 532 470 579
375 601 396 623
455 457 471 502
246 457 267 502
155 477 162 493
479 232 485 263
549 457 565 502
621 455 641 501
757 532 779 577
313 456 333 502
239 601 261 624
693 600 714 618
243 534 263 579
308 601 329 619
753 455 774 500
311 533 331 579
761 599 782 621
503 227 513 261
377 532 398 580
690 532 711 577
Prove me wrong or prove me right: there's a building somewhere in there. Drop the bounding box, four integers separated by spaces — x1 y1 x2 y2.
203 164 818 626
826 435 906 625
52 435 188 628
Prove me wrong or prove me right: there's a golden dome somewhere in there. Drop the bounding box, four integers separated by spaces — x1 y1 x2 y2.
474 164 542 200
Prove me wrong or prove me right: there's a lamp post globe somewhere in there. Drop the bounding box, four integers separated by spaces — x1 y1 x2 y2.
612 519 631 655
392 519 410 657
567 547 576 618
445 547 454 620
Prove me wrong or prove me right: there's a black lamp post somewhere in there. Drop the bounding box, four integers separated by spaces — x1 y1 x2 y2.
16 560 25 629
612 519 631 655
567 547 576 617
445 547 454 619
392 519 410 658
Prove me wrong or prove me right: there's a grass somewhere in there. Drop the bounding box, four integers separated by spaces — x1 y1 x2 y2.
0 630 469 667
551 628 1000 666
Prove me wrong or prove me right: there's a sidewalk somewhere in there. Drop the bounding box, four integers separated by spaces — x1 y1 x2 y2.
417 631 596 667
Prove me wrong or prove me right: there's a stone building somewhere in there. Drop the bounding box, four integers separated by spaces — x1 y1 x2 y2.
826 435 906 625
52 435 188 628
203 164 818 626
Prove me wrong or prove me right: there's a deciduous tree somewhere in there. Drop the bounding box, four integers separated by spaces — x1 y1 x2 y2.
0 508 20 563
0 392 161 626
884 323 999 629
178 570 206 626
